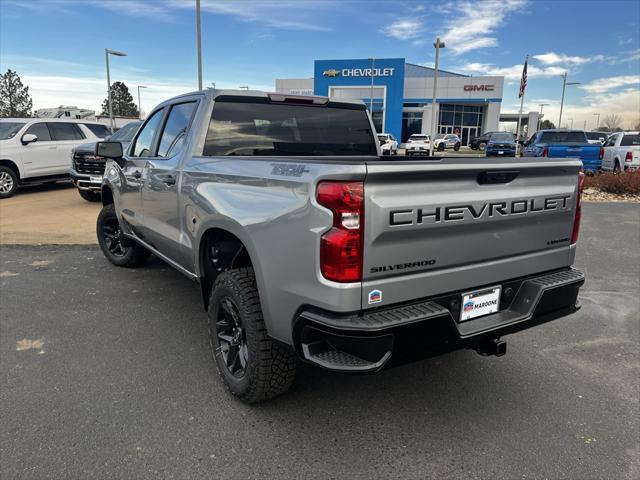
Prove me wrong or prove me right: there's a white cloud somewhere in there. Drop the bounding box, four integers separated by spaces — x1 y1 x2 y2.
580 75 640 93
380 19 423 40
440 0 527 55
460 62 567 80
170 0 334 31
533 52 593 66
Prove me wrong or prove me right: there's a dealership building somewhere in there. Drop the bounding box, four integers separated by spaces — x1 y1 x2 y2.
276 58 507 145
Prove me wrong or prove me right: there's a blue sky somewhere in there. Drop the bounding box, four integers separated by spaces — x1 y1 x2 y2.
1 0 639 128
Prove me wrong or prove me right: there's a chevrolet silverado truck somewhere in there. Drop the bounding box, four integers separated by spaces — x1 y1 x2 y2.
522 129 603 172
94 90 586 403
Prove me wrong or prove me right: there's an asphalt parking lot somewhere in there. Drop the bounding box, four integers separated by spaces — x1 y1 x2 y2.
1 198 639 479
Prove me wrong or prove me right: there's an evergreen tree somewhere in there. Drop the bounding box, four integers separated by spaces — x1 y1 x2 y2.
0 69 33 117
101 81 139 117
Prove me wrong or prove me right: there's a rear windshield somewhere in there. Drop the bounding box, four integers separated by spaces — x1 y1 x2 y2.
111 121 141 142
0 122 26 140
585 132 606 141
203 100 377 156
621 135 640 146
409 135 428 140
83 123 111 138
490 133 515 142
539 131 587 144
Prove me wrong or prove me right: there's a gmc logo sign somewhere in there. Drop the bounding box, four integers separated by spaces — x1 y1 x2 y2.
464 84 495 91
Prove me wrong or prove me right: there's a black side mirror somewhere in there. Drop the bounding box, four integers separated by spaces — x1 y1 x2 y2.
96 141 124 166
96 141 123 158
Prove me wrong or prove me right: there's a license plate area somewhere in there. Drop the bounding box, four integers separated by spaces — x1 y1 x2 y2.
460 286 501 322
90 175 103 184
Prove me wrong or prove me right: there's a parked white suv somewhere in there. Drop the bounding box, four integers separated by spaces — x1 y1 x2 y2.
377 133 398 155
405 134 431 155
601 131 640 172
0 118 111 198
433 133 462 152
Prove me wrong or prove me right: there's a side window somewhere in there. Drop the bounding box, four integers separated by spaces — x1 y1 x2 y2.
131 108 165 157
24 122 52 141
605 136 616 147
48 123 85 141
157 102 197 158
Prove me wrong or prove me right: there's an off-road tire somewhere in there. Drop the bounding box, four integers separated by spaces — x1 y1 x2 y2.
613 161 621 174
207 268 297 403
97 204 151 267
78 189 101 202
0 166 18 199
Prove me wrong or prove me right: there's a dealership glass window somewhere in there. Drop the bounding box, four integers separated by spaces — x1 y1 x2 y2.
401 112 423 142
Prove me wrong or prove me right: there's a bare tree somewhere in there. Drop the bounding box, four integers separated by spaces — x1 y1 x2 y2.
600 114 623 132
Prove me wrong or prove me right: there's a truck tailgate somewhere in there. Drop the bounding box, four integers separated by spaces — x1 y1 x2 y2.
361 156 581 309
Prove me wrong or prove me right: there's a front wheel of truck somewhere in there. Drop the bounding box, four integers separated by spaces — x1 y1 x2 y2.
208 268 297 403
96 204 151 267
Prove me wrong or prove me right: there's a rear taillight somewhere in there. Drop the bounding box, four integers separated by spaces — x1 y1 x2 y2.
625 151 633 162
542 146 549 157
317 181 364 283
571 172 585 245
599 146 605 160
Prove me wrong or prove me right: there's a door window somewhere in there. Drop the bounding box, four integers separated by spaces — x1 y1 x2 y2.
157 102 197 158
48 123 85 141
131 108 165 157
24 123 52 141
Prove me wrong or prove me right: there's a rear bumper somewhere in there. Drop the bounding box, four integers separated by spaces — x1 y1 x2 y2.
293 268 584 373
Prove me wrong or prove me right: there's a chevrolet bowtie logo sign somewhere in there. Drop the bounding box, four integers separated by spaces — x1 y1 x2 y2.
323 69 341 77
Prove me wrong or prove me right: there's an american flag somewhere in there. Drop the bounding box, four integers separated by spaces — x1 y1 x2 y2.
518 58 528 98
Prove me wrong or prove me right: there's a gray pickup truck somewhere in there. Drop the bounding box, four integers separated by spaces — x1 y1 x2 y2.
94 89 585 403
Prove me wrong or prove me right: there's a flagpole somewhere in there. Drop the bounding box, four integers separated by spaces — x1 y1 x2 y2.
515 54 528 157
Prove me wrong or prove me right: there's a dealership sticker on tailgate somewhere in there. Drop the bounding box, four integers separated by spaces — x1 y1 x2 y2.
460 286 501 322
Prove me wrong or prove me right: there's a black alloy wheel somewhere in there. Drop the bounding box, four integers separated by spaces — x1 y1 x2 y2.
102 216 126 257
216 297 249 377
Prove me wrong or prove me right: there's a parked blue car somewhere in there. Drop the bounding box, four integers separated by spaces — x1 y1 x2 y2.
521 129 603 172
486 132 517 157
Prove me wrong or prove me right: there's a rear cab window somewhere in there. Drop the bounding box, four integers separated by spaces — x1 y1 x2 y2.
539 131 588 144
203 97 377 157
620 135 640 146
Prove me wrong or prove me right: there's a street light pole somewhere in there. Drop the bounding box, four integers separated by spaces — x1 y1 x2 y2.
137 85 147 120
104 48 127 134
593 112 600 129
429 38 445 156
537 103 550 132
558 72 580 128
567 118 574 129
196 0 202 90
